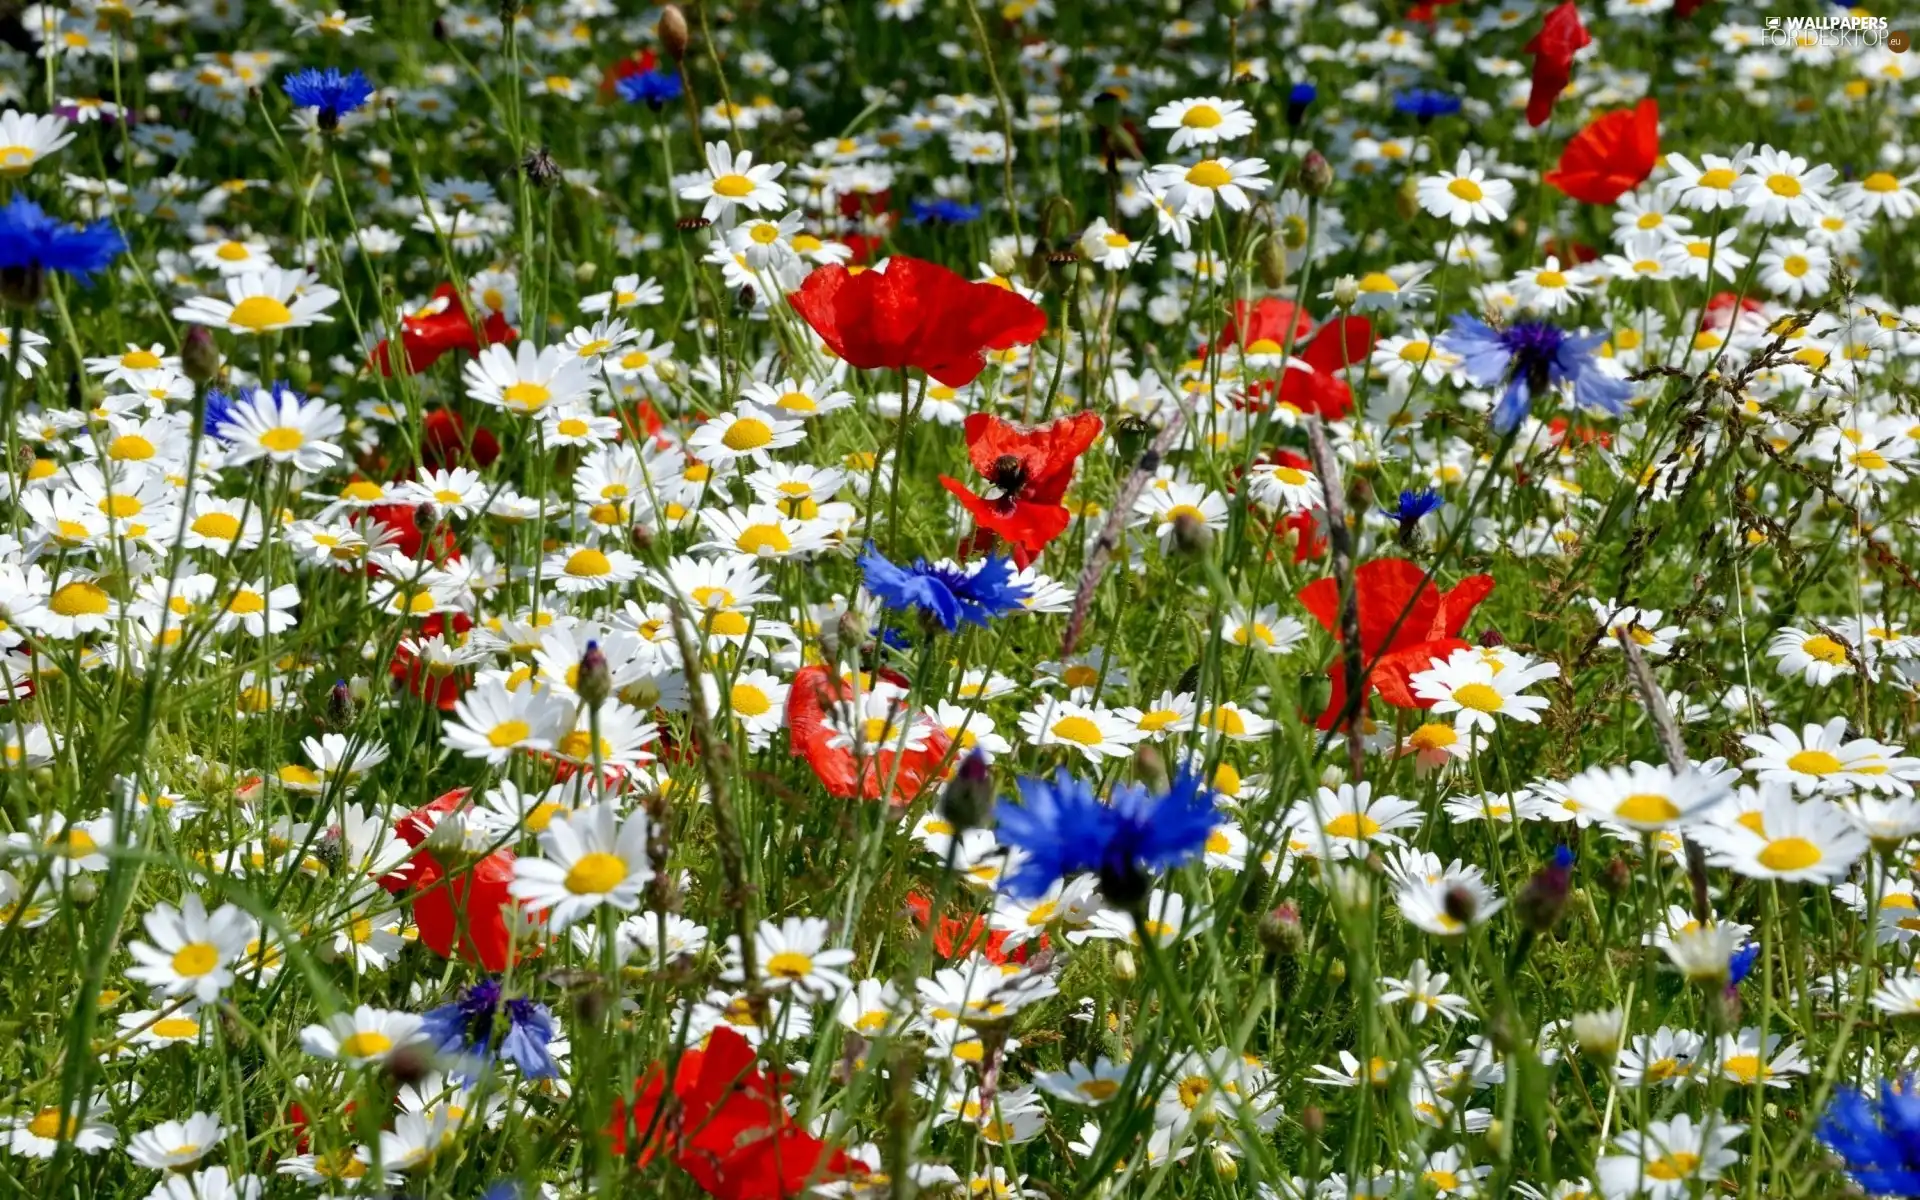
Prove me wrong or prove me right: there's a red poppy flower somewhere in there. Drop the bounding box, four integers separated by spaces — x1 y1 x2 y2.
368 284 516 377
1545 99 1659 205
939 411 1101 567
1524 1 1592 128
609 1027 866 1200
422 407 500 470
1217 297 1314 355
785 665 952 805
787 257 1047 388
1296 558 1495 730
381 788 530 972
902 892 1040 964
1235 315 1373 421
364 502 460 567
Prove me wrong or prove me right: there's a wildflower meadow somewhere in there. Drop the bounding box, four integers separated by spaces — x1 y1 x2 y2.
5 0 1920 1198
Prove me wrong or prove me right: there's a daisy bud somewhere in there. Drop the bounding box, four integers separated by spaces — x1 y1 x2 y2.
1112 947 1137 983
658 4 691 62
1328 274 1360 309
574 261 598 283
1395 175 1421 222
1318 762 1346 789
988 246 1019 277
577 640 612 710
1299 148 1333 197
1571 1006 1625 1061
654 359 679 383
1210 1143 1239 1180
1258 231 1288 289
67 875 98 904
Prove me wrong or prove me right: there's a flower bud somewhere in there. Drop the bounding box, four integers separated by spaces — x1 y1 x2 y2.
384 1042 434 1087
1112 947 1137 983
1258 232 1288 289
1258 902 1304 956
574 261 598 284
988 246 1019 278
1210 1143 1239 1179
1443 883 1479 928
938 749 994 832
658 4 690 61
182 326 222 384
1328 274 1359 309
577 640 612 709
1170 509 1213 559
1301 1105 1325 1137
1132 744 1169 796
1299 149 1333 196
1395 175 1421 222
1571 1007 1625 1061
1515 845 1574 934
325 679 355 731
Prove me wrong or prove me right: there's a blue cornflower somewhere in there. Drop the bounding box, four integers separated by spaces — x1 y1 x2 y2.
615 69 683 108
201 387 237 440
909 198 982 225
1383 488 1443 527
282 67 375 129
0 197 125 294
1287 81 1318 126
1821 1079 1920 1197
995 769 1217 902
1393 88 1462 122
1436 314 1634 434
858 543 1029 632
420 978 558 1080
1728 941 1761 988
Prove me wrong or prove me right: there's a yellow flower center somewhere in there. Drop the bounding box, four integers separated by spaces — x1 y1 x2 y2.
1612 792 1677 823
565 548 612 577
722 417 773 451
1801 634 1848 664
503 381 551 413
1757 836 1821 872
1446 178 1484 202
151 1017 201 1039
712 173 756 198
1698 168 1736 189
1050 715 1104 745
1451 682 1504 712
1322 812 1380 840
50 581 111 617
565 851 628 894
1181 104 1223 129
766 950 814 979
228 295 295 331
488 719 531 748
1185 160 1232 189
1765 173 1802 198
227 589 266 615
338 1031 394 1058
171 942 220 976
736 523 791 555
26 1109 75 1140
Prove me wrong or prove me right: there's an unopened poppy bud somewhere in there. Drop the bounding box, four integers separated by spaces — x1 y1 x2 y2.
1515 845 1575 933
1599 856 1632 896
1133 744 1169 796
630 524 654 552
1328 274 1359 309
1299 149 1333 196
938 748 994 832
0 262 45 308
1258 233 1287 289
1301 1105 1325 1137
181 326 221 384
326 679 355 730
384 1042 433 1087
1170 509 1213 558
1477 628 1505 648
1258 902 1304 955
1443 883 1479 927
1395 175 1421 222
658 4 690 61
577 640 612 709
